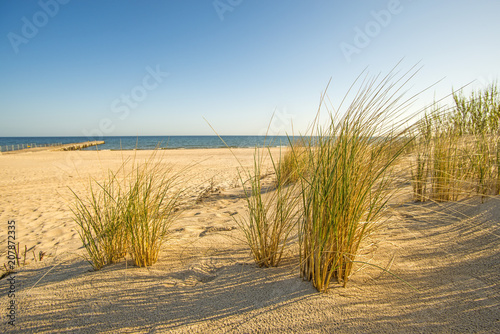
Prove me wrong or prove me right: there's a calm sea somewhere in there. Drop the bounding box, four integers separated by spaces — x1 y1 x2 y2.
0 136 292 152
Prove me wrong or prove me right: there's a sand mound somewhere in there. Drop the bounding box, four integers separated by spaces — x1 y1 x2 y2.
1 150 499 333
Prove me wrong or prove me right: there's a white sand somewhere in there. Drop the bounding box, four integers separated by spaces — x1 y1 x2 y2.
0 149 499 333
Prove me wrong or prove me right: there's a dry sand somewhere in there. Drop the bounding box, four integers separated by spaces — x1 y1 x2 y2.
0 148 499 333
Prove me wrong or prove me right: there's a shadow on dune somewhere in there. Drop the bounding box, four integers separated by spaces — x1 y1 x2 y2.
1 196 499 333
4 250 316 333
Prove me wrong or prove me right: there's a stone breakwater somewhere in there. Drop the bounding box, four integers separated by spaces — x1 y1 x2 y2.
1 141 104 154
53 141 105 151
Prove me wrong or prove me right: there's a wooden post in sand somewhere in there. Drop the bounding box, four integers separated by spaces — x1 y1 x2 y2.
2 140 104 154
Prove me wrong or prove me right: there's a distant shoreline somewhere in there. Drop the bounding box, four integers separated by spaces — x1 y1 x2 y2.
0 135 295 152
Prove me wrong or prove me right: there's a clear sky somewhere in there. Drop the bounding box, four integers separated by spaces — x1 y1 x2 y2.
1 0 499 137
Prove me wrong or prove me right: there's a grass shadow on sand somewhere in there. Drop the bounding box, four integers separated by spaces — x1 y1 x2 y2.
1 250 318 333
351 196 500 332
1 197 499 333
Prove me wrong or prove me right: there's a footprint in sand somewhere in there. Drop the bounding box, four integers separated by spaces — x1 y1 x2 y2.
199 226 237 237
223 210 238 216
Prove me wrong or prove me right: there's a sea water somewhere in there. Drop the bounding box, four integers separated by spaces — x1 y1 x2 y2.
0 136 292 152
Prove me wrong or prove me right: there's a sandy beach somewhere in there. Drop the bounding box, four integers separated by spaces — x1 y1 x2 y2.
0 148 499 333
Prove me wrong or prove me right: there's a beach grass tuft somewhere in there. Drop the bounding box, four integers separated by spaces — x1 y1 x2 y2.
71 170 128 270
298 69 417 291
235 146 301 267
410 82 500 202
71 151 182 270
124 159 181 267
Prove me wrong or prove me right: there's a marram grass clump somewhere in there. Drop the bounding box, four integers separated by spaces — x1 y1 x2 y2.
124 161 180 267
71 170 129 270
410 82 500 202
298 70 418 292
236 146 301 267
71 152 182 270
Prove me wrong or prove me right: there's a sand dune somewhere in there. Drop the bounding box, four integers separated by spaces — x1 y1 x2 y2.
1 149 499 333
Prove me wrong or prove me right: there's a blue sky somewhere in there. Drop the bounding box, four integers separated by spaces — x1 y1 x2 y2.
1 0 499 137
